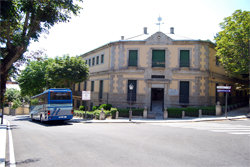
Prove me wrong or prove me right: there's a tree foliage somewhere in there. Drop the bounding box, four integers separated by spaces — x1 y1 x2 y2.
18 56 89 96
0 0 83 109
4 88 29 109
214 10 249 76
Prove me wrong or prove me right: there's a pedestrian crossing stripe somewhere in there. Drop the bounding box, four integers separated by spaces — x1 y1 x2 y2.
149 122 250 136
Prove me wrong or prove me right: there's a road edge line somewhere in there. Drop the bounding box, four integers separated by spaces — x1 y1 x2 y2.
7 121 16 167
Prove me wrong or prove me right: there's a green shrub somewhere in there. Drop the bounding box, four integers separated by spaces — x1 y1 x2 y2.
93 110 100 119
99 104 112 111
92 109 111 119
167 108 183 118
111 108 118 118
79 105 85 111
92 105 99 111
167 106 216 117
116 108 144 117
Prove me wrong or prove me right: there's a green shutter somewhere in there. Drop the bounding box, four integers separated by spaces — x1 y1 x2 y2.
99 80 103 99
152 50 165 67
91 81 94 92
128 50 138 66
180 50 190 67
179 81 189 103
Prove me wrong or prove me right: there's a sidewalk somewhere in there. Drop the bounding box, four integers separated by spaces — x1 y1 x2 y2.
0 119 7 167
71 106 250 123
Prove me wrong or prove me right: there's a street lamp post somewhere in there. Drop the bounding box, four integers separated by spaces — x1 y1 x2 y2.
129 83 134 121
0 57 3 124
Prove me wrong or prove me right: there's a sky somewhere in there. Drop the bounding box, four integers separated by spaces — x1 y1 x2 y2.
28 0 250 58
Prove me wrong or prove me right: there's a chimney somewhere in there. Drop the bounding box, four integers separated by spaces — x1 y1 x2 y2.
144 27 148 34
170 27 174 34
121 36 124 40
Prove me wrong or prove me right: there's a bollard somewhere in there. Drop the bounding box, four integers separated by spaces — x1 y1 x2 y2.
99 108 105 120
182 110 185 119
216 101 222 116
143 106 147 119
129 109 132 121
199 109 202 118
163 108 168 120
115 111 119 119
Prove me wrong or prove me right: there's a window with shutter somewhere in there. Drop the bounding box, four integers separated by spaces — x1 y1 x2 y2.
101 54 104 63
179 81 189 103
91 81 94 92
96 56 99 65
152 50 165 67
128 50 138 67
180 50 190 67
99 80 103 99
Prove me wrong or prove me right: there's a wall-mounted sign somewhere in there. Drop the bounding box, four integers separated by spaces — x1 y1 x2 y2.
168 89 179 96
82 91 91 100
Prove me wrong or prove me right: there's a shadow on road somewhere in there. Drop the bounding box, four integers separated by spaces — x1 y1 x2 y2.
11 115 73 127
6 158 40 166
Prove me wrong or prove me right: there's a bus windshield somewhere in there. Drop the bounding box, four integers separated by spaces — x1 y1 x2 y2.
50 92 71 100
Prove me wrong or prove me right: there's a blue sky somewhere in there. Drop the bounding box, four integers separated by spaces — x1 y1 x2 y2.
28 0 250 58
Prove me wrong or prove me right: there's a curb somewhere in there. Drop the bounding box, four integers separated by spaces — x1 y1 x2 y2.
71 115 249 124
0 119 7 167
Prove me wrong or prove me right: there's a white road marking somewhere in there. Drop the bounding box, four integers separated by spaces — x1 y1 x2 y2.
150 122 250 136
7 121 16 167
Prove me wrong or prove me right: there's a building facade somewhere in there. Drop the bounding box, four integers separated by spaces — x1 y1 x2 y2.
73 30 248 112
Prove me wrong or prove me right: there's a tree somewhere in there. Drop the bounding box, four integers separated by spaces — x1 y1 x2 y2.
4 88 29 109
46 56 89 89
0 0 83 114
18 56 89 96
214 10 249 77
18 59 51 96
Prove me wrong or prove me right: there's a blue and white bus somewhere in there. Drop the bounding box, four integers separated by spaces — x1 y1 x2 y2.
30 88 73 122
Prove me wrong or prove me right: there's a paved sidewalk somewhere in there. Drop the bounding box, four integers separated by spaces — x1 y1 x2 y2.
0 119 7 167
71 106 250 124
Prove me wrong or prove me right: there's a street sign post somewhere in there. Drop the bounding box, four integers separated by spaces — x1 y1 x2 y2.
82 91 91 120
216 86 231 118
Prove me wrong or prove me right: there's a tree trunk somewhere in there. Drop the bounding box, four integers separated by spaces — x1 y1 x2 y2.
1 46 27 109
0 71 8 110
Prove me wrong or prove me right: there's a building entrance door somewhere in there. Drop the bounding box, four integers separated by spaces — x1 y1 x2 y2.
151 88 164 112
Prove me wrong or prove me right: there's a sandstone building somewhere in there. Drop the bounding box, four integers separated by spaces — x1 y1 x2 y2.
73 28 248 113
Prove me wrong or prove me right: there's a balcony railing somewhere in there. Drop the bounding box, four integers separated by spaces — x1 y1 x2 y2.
152 61 165 67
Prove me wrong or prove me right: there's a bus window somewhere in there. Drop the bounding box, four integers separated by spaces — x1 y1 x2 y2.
50 92 71 100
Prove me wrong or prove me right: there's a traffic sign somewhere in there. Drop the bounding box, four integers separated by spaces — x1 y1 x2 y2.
82 91 91 100
217 89 231 93
216 86 231 90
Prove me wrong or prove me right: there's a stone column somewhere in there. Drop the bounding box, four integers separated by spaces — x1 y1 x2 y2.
163 108 168 119
216 101 222 116
99 108 105 120
143 106 147 119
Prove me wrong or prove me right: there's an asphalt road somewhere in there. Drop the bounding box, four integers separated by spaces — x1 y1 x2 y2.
5 116 250 167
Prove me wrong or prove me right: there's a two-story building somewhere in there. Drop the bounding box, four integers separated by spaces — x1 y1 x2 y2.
73 28 248 113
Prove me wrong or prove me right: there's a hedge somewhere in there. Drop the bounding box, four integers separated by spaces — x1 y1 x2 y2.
115 108 144 118
167 106 215 118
